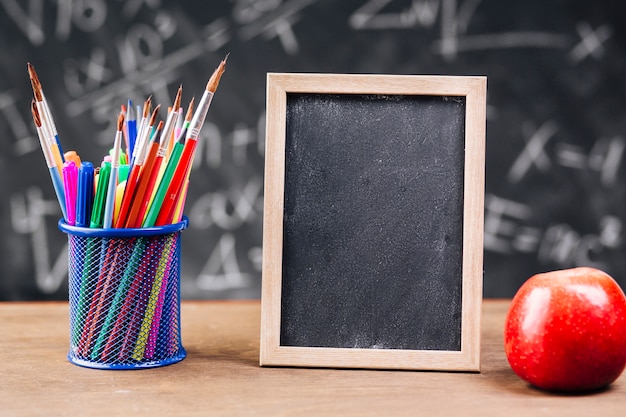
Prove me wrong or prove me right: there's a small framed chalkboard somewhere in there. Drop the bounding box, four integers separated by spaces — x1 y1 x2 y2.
260 73 486 371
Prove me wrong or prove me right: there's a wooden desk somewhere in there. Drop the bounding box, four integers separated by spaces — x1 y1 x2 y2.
1 300 624 416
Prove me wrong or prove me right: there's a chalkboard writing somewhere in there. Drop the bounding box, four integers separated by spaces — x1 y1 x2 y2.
0 0 624 301
260 73 485 371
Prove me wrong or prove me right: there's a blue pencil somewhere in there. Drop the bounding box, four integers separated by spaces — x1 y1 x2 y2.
127 100 137 157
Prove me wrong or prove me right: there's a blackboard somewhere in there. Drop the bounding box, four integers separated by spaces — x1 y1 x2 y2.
0 0 625 301
259 73 485 370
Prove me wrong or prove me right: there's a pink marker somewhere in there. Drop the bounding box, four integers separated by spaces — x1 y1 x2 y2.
62 161 78 225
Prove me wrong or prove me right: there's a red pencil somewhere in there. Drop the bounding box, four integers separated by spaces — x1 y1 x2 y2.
126 88 182 227
115 104 160 228
154 140 197 225
125 120 163 228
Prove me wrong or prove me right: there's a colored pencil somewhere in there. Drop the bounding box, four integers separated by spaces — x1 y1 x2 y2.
125 120 163 227
127 87 182 228
117 240 160 360
98 236 147 361
130 97 153 166
115 103 159 228
142 126 187 227
127 100 137 157
132 234 173 360
150 97 194 212
144 236 174 358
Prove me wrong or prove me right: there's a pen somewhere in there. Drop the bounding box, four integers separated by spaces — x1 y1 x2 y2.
76 162 94 228
62 161 78 226
64 151 81 166
90 161 111 228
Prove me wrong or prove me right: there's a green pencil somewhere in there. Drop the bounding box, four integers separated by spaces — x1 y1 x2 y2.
90 161 111 228
142 127 187 227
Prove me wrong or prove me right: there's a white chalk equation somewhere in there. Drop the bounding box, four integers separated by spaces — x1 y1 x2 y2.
1 0 624 299
10 187 67 294
485 194 622 269
349 0 613 62
0 91 39 157
508 120 624 187
491 115 624 269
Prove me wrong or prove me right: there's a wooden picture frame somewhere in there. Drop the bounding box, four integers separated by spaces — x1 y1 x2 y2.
260 73 486 371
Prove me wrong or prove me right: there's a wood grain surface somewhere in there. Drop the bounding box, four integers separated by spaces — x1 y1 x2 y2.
1 300 624 416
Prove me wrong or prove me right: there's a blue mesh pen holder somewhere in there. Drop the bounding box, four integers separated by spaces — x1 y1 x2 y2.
58 218 188 370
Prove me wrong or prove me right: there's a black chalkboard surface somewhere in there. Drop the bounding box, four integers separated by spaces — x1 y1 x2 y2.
260 73 485 370
1 1 625 301
281 93 466 351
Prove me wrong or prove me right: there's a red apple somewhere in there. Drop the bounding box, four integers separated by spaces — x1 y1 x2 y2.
504 267 626 392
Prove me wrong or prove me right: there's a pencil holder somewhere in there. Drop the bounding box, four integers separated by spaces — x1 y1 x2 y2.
58 218 188 370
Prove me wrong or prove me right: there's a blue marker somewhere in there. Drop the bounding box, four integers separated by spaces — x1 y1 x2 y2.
76 162 95 228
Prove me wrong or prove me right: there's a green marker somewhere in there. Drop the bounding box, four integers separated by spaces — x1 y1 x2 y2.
90 161 111 228
142 128 187 227
118 164 130 183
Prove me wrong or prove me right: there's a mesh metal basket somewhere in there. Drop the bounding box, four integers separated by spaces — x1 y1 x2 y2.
59 218 188 369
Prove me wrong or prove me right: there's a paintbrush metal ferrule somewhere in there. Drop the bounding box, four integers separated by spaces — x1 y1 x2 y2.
186 89 213 140
32 102 55 168
158 87 182 148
